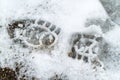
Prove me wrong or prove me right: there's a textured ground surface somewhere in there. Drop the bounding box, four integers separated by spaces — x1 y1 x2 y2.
0 0 120 80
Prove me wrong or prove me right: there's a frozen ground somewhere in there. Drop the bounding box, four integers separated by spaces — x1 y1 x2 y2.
0 0 120 80
100 0 120 25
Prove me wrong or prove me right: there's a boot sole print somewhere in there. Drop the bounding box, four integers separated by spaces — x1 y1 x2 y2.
7 19 61 48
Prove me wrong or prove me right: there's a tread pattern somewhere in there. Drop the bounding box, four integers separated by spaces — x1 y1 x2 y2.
7 19 61 48
68 33 104 69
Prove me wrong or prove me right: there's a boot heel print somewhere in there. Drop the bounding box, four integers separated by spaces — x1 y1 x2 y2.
68 32 104 69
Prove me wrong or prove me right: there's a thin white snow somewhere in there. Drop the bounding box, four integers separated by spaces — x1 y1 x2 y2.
0 0 120 80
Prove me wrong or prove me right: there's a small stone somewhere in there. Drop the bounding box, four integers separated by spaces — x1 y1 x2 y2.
42 33 55 46
0 67 17 80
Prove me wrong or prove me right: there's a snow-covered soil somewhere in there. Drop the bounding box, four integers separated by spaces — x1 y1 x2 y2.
0 0 120 80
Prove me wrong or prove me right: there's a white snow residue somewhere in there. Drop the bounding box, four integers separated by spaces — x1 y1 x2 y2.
0 0 120 80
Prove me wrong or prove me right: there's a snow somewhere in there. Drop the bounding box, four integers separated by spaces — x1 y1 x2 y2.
0 0 120 80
